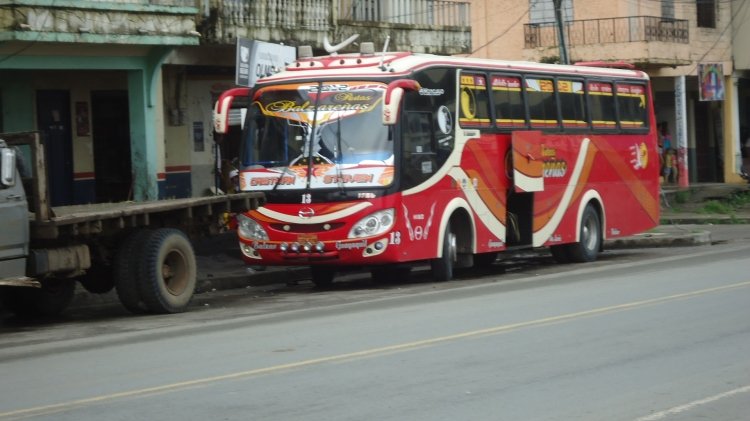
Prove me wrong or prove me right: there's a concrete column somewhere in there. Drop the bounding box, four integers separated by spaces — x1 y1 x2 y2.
675 75 689 187
724 73 743 183
128 69 159 201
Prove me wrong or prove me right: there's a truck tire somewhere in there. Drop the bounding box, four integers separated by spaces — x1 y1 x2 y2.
431 224 456 282
137 228 197 313
0 279 75 318
114 230 149 314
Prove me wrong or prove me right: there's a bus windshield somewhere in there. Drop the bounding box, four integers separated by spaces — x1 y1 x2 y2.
238 82 394 191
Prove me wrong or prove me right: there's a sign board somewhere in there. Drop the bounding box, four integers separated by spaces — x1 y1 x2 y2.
698 63 725 102
236 39 296 87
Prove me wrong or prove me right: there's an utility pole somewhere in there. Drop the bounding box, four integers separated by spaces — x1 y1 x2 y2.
553 0 569 64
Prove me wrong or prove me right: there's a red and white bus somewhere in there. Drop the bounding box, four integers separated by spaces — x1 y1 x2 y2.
214 45 659 286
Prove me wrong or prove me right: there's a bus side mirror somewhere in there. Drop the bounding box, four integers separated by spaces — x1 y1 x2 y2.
383 79 421 125
1 145 17 187
213 88 251 134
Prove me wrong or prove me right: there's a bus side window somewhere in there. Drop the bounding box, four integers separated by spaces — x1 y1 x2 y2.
588 81 616 130
558 79 587 130
526 77 558 129
616 83 648 130
491 74 526 129
459 73 492 128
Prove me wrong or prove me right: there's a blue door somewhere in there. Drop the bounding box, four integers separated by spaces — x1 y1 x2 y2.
36 90 73 207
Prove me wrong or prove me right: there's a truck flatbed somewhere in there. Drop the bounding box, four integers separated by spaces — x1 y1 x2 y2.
32 193 264 239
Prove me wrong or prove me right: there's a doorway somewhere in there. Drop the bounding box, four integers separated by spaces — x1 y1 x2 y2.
36 90 74 206
91 90 132 202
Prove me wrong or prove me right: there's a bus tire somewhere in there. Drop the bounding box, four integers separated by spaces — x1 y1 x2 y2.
431 225 457 282
114 230 149 314
567 204 602 263
137 228 197 314
310 266 335 288
0 278 75 318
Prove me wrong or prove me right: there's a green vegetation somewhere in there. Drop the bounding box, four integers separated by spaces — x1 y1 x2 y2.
699 200 733 214
698 190 750 215
673 190 692 204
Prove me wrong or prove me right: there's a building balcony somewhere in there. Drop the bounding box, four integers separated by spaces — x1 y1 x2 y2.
0 0 200 46
523 16 691 67
200 0 471 55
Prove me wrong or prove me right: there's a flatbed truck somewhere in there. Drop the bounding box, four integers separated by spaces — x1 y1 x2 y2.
0 131 263 317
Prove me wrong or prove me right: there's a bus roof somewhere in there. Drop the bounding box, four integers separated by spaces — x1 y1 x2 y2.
258 51 649 85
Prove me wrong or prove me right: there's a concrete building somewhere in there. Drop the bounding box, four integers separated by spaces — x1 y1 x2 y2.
470 0 750 184
0 0 471 204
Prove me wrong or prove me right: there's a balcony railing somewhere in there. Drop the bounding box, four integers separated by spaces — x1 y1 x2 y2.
524 16 689 49
220 0 330 31
218 0 469 30
343 0 470 27
206 0 471 55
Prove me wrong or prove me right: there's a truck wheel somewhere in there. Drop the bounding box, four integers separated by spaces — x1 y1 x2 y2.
566 204 602 263
431 224 456 282
137 228 197 314
310 266 335 288
114 230 149 314
0 279 75 318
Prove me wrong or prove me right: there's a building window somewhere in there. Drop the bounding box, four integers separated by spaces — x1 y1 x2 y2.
697 0 716 28
662 0 675 19
529 0 572 24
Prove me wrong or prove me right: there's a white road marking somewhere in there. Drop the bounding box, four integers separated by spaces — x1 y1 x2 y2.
634 385 750 421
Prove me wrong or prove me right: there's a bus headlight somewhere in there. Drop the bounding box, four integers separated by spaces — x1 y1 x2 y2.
237 213 269 240
348 209 394 238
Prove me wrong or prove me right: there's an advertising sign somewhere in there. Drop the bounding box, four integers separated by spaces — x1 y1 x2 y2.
236 39 296 87
698 63 725 102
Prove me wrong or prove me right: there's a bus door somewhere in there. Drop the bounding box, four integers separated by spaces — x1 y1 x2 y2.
508 131 544 247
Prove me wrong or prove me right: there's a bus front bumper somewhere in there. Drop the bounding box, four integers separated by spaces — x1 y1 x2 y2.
238 236 394 265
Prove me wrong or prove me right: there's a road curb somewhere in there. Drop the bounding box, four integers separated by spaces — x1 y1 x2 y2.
604 229 711 249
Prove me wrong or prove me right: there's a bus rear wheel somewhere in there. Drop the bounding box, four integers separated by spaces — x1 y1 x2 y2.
566 204 602 263
431 225 457 282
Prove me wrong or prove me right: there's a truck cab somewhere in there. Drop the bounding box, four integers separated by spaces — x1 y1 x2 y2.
0 138 30 286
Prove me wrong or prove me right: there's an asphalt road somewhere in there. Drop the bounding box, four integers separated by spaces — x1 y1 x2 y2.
1 240 749 420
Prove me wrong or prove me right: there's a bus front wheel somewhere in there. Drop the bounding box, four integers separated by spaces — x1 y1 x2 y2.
431 225 457 282
567 204 602 263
